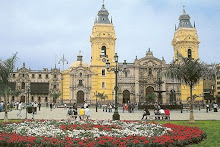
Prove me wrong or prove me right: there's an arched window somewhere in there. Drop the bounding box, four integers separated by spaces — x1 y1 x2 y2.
101 46 106 57
149 68 152 75
188 49 192 58
45 97 48 102
102 82 105 88
38 97 41 102
80 72 82 77
31 96 34 102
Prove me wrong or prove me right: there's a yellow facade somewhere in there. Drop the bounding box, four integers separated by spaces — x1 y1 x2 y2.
61 70 70 101
172 9 203 103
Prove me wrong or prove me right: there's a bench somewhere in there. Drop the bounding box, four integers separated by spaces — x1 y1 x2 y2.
149 114 170 120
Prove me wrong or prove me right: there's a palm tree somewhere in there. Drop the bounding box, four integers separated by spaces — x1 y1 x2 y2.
0 53 17 122
166 55 215 123
51 91 61 103
97 92 108 104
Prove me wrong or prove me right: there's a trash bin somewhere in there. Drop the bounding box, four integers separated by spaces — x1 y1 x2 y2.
27 105 33 113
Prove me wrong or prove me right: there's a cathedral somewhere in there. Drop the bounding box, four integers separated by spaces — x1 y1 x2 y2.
3 2 207 105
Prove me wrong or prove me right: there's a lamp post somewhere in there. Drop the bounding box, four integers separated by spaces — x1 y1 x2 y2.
112 90 114 105
94 91 98 112
25 83 30 120
58 54 68 105
106 53 127 120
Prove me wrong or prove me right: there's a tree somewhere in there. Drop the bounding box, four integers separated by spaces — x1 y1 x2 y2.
51 91 61 103
166 55 215 123
0 53 17 122
97 92 108 104
145 93 156 103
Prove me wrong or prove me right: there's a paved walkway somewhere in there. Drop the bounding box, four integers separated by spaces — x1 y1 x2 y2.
0 107 219 121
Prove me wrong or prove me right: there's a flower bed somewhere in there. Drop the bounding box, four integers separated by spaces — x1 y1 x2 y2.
0 120 206 147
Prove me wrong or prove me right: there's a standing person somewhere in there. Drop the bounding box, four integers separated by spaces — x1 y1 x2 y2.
16 101 19 110
72 106 78 120
64 103 67 110
85 106 90 119
50 103 53 111
0 101 4 112
122 104 125 113
34 101 38 114
84 101 88 109
38 102 41 111
17 101 22 117
79 107 85 119
213 102 218 112
206 103 209 113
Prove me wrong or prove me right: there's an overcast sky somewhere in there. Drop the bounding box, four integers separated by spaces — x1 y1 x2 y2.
0 0 219 70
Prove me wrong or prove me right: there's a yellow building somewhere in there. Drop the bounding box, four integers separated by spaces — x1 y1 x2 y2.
172 8 203 103
90 3 116 103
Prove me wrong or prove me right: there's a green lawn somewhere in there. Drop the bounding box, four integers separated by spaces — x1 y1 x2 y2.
158 120 220 147
1 120 219 146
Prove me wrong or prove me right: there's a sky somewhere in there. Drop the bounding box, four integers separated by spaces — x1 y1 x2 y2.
0 0 219 70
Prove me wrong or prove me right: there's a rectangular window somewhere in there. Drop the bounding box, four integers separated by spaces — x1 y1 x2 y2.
46 74 49 79
217 76 220 80
125 71 127 77
32 74 35 78
217 81 220 85
13 74 15 78
53 85 56 89
39 74 42 78
54 74 56 78
102 82 105 88
218 92 220 95
101 69 105 76
217 87 220 90
79 80 83 86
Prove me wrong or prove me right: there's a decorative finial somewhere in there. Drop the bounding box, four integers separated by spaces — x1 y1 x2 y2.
136 56 137 59
148 48 151 52
111 16 113 23
194 20 196 28
23 62 25 68
183 5 186 14
102 0 105 8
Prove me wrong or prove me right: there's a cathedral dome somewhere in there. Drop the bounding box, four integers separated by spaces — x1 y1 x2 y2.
69 51 88 69
70 61 88 69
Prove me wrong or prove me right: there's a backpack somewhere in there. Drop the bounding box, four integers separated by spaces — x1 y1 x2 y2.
68 109 73 115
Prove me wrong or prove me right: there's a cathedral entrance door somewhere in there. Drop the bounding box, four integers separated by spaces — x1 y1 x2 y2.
20 95 25 103
77 91 84 105
123 90 130 104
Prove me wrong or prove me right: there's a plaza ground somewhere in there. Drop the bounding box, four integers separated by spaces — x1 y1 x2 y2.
0 107 219 121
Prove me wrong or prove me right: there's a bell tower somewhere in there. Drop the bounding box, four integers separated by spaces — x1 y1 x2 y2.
90 1 116 103
172 7 203 103
172 6 200 60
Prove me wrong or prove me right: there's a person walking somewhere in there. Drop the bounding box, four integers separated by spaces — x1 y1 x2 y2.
213 102 218 112
17 101 22 117
85 106 90 119
34 102 38 114
141 108 150 120
206 103 209 113
79 107 85 119
67 107 73 120
38 102 41 111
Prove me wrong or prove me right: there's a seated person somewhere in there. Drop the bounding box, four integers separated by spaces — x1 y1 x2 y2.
159 108 165 120
154 109 160 120
67 107 73 120
141 108 150 120
164 108 170 120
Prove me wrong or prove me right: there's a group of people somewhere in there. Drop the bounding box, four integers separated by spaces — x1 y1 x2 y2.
141 103 170 120
122 103 135 113
67 101 91 120
206 102 219 113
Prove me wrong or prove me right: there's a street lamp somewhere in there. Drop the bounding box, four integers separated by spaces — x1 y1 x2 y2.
106 53 127 120
112 90 114 105
58 54 68 105
25 82 30 119
94 91 98 112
